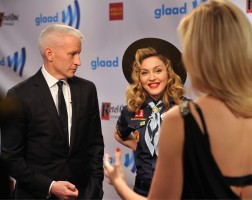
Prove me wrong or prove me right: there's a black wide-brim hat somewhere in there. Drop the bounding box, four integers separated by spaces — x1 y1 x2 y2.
122 37 187 84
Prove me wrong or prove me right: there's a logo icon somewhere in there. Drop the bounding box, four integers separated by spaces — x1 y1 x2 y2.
247 0 252 13
7 47 26 77
0 12 19 27
0 47 26 77
101 102 123 120
124 151 136 173
62 0 81 29
109 2 123 21
101 102 111 120
108 151 136 174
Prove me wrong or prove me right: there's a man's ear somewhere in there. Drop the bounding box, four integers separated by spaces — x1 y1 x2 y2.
44 47 54 62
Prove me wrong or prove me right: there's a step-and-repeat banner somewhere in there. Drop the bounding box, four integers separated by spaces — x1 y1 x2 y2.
0 0 251 199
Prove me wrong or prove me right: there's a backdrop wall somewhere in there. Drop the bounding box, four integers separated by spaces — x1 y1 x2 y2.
0 0 251 199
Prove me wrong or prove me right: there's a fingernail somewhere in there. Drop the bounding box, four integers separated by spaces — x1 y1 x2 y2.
116 147 121 152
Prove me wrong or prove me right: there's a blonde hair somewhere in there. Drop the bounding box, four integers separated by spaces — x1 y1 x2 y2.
178 0 252 117
38 24 84 57
126 47 184 112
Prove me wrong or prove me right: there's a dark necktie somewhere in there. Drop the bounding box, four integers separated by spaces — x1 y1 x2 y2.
57 81 69 143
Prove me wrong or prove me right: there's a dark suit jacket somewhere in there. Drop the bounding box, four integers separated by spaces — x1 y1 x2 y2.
1 69 104 199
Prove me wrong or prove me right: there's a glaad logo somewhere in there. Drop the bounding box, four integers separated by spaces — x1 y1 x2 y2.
154 0 207 19
101 102 124 120
35 0 80 29
91 57 119 70
0 12 19 27
108 151 136 174
0 47 26 77
154 3 187 19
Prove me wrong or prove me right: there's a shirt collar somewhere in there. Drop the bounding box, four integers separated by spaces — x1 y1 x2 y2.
41 65 67 88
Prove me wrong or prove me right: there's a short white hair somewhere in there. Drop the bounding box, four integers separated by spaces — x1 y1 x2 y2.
38 24 84 57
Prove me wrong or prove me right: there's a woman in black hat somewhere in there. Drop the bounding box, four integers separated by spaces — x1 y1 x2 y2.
114 38 187 196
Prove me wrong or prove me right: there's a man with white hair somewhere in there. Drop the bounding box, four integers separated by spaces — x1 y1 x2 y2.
1 24 104 199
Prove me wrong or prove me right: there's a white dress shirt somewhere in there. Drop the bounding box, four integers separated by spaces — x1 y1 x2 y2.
41 66 72 144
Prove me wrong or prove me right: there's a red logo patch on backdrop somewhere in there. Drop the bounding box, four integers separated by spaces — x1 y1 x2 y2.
101 102 111 120
109 2 123 20
247 0 252 13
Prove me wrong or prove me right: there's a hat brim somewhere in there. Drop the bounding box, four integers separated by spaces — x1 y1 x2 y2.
122 38 187 84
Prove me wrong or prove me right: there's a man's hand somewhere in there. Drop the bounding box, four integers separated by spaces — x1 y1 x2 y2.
51 181 78 200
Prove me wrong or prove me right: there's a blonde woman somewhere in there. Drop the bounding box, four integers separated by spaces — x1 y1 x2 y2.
114 38 186 196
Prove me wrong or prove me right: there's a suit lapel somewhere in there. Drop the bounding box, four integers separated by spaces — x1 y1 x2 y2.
32 70 65 140
68 78 80 153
